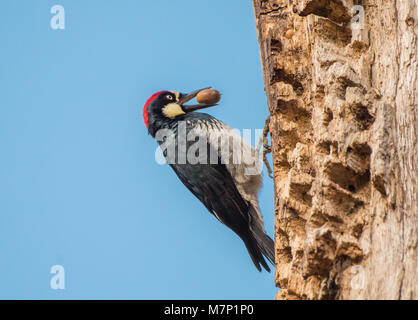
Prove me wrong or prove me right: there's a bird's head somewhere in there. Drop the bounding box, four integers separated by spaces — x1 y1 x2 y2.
143 88 217 131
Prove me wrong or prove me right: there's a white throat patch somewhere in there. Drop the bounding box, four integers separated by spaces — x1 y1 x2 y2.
162 103 185 119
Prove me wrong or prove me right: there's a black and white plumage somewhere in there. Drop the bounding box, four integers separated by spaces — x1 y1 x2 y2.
143 89 274 272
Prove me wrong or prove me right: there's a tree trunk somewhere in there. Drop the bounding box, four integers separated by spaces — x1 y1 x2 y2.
252 0 417 299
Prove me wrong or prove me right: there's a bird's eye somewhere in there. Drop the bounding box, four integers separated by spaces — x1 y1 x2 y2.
166 95 173 101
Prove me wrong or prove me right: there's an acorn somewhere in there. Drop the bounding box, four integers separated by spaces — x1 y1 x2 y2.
197 89 221 105
285 28 294 39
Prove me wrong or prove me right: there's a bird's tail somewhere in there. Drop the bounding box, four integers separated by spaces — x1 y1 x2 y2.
242 228 275 272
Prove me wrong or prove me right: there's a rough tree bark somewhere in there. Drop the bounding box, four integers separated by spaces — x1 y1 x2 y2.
252 0 417 299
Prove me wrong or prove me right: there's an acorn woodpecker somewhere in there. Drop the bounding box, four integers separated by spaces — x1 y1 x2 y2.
143 88 274 272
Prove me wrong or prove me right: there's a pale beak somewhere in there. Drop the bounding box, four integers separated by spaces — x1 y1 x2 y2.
178 87 218 113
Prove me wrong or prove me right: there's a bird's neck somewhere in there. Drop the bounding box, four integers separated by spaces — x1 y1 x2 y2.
148 112 218 138
148 114 182 138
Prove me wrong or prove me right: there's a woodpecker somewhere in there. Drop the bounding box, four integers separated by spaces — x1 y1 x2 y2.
143 88 274 272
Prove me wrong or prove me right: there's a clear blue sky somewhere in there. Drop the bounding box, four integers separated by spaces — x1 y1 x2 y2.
0 0 276 299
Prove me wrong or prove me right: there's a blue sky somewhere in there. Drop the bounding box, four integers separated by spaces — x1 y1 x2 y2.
0 0 276 299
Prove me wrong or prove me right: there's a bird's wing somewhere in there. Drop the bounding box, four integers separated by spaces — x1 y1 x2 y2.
187 116 266 231
169 161 273 272
169 161 251 233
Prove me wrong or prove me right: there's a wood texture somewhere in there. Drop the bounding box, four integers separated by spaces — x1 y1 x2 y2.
253 0 417 299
